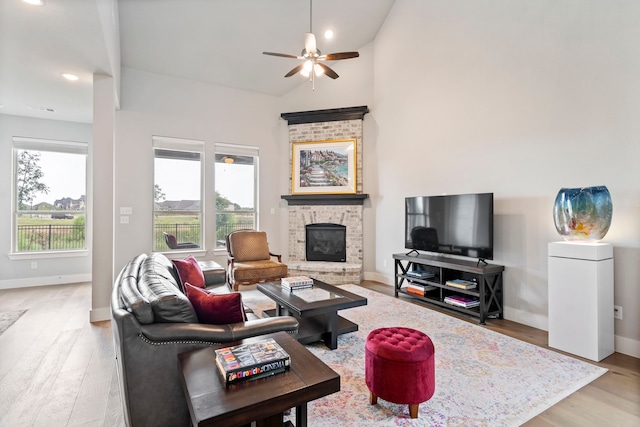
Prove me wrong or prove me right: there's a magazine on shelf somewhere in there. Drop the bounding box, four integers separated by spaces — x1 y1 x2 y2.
214 338 291 384
406 269 435 279
407 283 437 292
444 295 480 308
445 279 477 290
281 276 314 289
404 283 437 296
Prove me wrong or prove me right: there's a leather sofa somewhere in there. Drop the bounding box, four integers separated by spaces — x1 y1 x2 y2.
111 253 298 427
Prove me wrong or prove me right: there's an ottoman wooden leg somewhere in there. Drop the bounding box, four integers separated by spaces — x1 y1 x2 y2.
409 404 419 418
369 391 378 405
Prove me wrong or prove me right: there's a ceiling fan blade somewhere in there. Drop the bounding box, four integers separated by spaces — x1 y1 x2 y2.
323 52 360 61
316 62 339 79
304 32 317 55
284 64 305 78
263 52 300 59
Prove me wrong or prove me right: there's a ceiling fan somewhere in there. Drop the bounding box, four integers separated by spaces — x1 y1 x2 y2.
263 0 359 89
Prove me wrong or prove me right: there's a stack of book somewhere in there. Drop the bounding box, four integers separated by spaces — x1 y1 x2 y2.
405 283 437 296
444 295 480 308
214 338 291 384
445 279 477 290
406 269 435 280
281 276 313 291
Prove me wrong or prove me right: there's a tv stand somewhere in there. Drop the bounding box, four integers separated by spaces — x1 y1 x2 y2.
393 253 504 324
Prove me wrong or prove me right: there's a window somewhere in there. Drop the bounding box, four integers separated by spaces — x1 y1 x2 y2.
153 137 203 251
13 137 87 253
214 143 259 249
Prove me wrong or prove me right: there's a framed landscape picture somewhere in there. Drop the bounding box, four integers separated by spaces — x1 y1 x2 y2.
292 139 357 195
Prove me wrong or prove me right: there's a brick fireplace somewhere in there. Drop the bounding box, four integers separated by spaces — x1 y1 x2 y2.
281 106 369 285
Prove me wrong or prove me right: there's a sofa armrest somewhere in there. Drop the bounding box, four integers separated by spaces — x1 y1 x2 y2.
138 316 298 344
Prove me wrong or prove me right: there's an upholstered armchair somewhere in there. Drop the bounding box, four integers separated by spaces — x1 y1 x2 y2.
226 230 288 291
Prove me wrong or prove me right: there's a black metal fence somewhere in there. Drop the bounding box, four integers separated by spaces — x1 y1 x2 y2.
18 222 255 252
154 224 201 250
17 224 85 251
154 222 254 250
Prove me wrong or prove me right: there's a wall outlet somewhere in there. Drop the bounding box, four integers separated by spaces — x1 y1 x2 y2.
614 305 623 320
383 259 388 268
31 261 38 269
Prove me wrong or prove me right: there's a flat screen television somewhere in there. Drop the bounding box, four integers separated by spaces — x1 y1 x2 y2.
405 193 494 261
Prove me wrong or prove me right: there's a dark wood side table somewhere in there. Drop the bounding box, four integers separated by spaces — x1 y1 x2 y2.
178 331 340 427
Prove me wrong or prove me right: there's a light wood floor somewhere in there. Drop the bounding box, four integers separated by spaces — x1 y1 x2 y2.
0 281 638 426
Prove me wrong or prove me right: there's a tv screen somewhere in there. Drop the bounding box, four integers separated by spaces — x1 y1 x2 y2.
405 193 494 260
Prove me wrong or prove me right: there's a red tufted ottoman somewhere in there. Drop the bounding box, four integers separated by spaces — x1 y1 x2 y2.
365 327 435 418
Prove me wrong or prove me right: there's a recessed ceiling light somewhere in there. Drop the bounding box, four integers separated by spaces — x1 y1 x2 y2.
324 30 334 40
23 0 44 6
61 73 79 81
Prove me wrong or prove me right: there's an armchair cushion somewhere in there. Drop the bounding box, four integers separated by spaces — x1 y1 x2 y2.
229 231 271 262
232 259 288 283
172 255 206 289
184 283 246 324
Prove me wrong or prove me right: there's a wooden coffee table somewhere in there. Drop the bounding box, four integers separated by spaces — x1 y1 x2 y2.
178 331 339 427
257 279 368 350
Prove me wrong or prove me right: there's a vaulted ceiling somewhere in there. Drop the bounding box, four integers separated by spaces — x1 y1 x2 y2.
0 0 395 123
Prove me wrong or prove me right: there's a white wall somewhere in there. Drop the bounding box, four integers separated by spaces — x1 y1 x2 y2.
370 0 639 352
112 68 284 275
0 114 92 288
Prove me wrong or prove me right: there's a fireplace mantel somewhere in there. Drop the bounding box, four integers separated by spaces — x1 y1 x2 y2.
281 106 369 125
281 194 369 206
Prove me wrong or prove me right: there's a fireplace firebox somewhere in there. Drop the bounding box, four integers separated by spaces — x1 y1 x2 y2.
306 223 346 262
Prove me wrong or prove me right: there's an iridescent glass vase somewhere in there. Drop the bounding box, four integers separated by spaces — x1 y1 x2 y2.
553 186 612 241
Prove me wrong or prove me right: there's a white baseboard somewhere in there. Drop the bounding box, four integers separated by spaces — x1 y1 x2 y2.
503 306 549 331
615 335 640 359
363 271 393 285
0 274 92 290
90 307 111 323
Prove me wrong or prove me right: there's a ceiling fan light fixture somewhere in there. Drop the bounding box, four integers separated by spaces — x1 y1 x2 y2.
262 0 358 88
303 60 313 73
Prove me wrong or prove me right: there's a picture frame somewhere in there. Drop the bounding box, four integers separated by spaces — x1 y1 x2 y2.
291 138 357 195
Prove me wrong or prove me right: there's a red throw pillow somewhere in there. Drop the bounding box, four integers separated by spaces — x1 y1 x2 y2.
184 283 245 325
172 255 205 288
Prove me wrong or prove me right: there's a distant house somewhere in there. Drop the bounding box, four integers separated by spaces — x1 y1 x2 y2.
155 200 200 211
54 195 86 211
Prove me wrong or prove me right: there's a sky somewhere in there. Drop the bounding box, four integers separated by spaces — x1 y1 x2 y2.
27 152 254 208
155 158 254 208
31 151 86 205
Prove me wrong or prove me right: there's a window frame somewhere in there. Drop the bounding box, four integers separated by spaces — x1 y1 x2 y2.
152 136 205 253
11 137 89 257
214 143 259 250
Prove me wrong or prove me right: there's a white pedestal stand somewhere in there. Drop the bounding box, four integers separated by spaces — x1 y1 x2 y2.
548 241 614 362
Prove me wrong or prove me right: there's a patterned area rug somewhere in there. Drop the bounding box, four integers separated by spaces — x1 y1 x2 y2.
242 285 607 426
0 310 27 336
